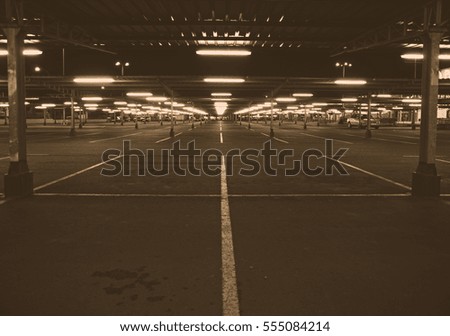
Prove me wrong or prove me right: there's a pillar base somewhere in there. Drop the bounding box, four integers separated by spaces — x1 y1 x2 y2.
412 170 441 197
248 124 251 130
169 128 175 137
191 123 195 129
303 124 307 130
135 123 138 129
270 128 274 138
365 129 372 138
4 171 34 198
69 128 76 136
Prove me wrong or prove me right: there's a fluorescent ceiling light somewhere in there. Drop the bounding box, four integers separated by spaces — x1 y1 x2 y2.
64 101 78 105
82 97 103 101
402 98 421 103
287 106 299 110
41 103 56 108
211 98 232 101
146 96 168 102
341 98 358 102
375 94 392 98
23 49 43 56
275 97 297 102
335 79 367 85
73 77 115 84
401 53 450 60
126 92 153 97
26 97 40 101
196 49 251 56
0 48 43 56
211 92 232 97
293 93 314 97
204 77 245 83
84 104 98 107
312 103 328 106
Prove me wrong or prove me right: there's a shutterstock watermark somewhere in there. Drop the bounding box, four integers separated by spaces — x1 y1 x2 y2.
101 140 349 177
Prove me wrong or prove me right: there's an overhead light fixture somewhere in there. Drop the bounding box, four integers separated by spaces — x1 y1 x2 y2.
64 101 77 105
204 77 245 83
211 98 232 101
82 97 103 101
23 48 43 56
341 98 358 102
41 103 56 108
73 77 115 84
401 53 450 60
0 48 43 56
335 79 367 85
114 101 127 106
196 49 251 56
312 103 328 106
293 93 314 97
275 97 297 102
26 97 40 101
402 98 421 103
146 96 168 102
211 92 232 97
286 106 299 110
84 103 98 107
126 92 153 97
374 94 392 98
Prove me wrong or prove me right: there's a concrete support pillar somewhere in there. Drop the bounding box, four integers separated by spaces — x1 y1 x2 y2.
247 112 251 129
412 28 442 197
3 27 33 197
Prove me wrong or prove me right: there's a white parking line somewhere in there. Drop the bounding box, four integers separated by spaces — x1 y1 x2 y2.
300 132 353 145
220 132 224 143
221 155 240 316
229 193 410 197
89 132 141 143
155 137 171 143
339 161 412 191
260 132 289 144
343 133 415 145
34 155 124 191
0 156 9 161
437 158 450 164
35 193 220 197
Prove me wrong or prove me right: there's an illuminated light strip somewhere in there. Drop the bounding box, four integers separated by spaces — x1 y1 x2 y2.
197 49 251 56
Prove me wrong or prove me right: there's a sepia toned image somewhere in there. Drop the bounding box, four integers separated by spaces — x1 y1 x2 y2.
0 0 450 320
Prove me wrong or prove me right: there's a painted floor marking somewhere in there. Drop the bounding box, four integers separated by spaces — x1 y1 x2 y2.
89 132 141 143
220 155 240 316
34 155 124 191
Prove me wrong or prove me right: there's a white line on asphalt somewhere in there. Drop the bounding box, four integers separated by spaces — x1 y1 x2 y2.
343 133 415 145
259 132 289 143
34 155 124 191
300 132 353 144
175 132 183 137
220 132 224 143
371 137 417 145
155 137 171 143
229 193 410 197
220 155 240 316
339 161 412 191
437 158 450 164
0 156 9 161
89 132 142 143
35 193 220 197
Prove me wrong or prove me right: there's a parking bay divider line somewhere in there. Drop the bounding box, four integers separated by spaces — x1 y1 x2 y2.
34 155 125 192
89 132 142 144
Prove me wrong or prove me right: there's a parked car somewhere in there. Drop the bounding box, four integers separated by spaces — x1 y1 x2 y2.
347 114 380 129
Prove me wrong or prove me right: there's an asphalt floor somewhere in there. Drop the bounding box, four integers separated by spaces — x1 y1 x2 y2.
0 119 449 315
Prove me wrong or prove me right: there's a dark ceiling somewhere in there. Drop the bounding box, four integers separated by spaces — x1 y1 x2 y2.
1 0 449 114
